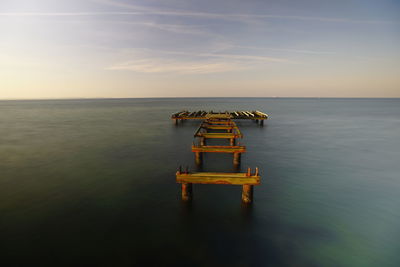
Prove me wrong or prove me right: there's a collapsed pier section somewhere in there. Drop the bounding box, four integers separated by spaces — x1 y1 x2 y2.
171 110 268 125
176 167 260 203
173 110 267 204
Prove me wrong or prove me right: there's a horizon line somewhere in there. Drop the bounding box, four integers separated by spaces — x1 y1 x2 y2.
1 96 399 101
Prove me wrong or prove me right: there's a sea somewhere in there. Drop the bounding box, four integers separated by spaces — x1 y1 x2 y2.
0 98 399 266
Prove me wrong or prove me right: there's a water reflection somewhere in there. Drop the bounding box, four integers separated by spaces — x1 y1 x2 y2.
2 98 399 266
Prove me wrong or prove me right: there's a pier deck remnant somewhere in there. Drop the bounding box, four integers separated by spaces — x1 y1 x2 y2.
173 110 268 204
172 110 268 125
176 168 260 203
192 145 245 165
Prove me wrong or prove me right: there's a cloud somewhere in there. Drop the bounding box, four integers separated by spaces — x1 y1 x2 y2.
88 0 398 25
106 48 293 74
143 49 294 63
89 0 148 11
107 59 245 74
198 53 292 63
234 45 335 55
0 12 144 16
1 0 396 25
105 20 212 36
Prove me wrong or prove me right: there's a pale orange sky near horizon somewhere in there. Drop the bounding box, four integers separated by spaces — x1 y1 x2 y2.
1 0 399 99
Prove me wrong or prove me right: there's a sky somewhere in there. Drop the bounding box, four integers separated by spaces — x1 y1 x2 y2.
0 0 399 98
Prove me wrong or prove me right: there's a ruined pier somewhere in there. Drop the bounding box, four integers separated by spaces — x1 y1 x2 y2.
173 110 267 204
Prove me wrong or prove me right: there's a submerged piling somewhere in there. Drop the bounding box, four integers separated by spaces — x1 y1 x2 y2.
195 152 202 165
241 185 253 203
174 110 266 205
233 152 241 165
181 183 192 201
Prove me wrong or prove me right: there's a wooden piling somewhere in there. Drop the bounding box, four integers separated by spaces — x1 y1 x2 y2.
177 169 260 185
233 152 241 165
182 183 192 201
200 137 206 146
172 110 268 122
242 185 253 203
195 152 202 165
175 110 266 205
230 138 235 146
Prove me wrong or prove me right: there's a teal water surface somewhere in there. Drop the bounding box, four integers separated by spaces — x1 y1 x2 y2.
0 98 399 266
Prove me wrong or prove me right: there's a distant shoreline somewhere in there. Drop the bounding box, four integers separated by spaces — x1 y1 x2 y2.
1 97 399 101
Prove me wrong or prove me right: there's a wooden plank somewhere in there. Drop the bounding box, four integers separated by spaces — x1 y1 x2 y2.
192 145 246 153
171 110 268 121
178 116 207 120
171 110 187 118
202 125 234 130
171 110 183 117
246 111 255 117
176 172 260 185
204 120 234 125
205 113 232 119
255 110 268 118
235 126 242 137
196 132 241 139
193 125 203 136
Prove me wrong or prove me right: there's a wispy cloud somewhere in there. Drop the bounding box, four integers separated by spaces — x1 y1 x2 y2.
106 47 293 74
89 0 148 11
107 59 245 74
89 0 399 24
0 12 145 16
198 53 292 63
235 45 335 55
105 20 212 36
0 7 396 25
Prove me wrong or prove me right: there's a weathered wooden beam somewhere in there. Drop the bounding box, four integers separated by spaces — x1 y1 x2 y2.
204 120 234 125
255 110 268 118
171 110 268 121
193 124 203 137
205 113 232 120
201 125 234 130
235 126 242 137
192 145 246 153
196 132 242 139
171 110 185 118
176 170 260 185
247 111 255 117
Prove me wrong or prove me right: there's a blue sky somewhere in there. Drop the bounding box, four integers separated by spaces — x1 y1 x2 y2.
1 0 399 98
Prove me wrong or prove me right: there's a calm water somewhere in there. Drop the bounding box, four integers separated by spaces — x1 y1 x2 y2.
0 98 399 266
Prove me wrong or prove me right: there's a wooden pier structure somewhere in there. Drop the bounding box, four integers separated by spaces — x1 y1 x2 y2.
173 110 267 204
177 167 260 203
172 110 268 125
